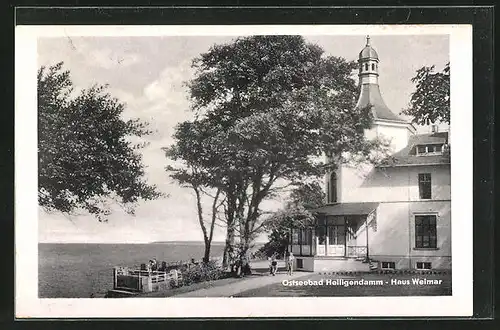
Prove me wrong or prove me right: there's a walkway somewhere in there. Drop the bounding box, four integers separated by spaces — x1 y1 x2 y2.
172 271 309 297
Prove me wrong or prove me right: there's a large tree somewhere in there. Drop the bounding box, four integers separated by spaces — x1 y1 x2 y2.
401 62 450 125
164 138 225 263
166 36 386 267
38 62 161 221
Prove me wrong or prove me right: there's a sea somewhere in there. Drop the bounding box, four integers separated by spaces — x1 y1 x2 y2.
38 242 227 298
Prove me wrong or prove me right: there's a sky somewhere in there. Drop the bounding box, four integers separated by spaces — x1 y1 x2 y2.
37 34 449 243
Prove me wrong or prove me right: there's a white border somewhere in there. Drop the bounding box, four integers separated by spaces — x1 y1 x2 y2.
15 24 473 318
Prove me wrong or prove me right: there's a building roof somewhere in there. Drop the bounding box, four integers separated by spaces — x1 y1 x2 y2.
359 36 379 60
410 131 449 145
378 131 450 167
356 83 408 123
359 46 379 60
311 202 379 216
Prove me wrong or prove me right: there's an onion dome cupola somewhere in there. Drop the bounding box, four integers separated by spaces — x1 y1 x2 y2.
356 36 407 123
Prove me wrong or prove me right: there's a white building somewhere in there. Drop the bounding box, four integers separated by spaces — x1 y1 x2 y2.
290 37 451 272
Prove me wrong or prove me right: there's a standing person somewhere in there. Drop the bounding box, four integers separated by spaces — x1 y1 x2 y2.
268 256 273 275
147 260 153 273
287 252 295 275
270 254 278 276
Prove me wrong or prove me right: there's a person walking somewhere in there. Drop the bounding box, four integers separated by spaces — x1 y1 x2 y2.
287 252 295 275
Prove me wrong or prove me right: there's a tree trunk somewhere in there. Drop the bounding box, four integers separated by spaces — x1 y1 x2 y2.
203 239 211 263
223 192 237 268
238 233 252 276
223 225 235 268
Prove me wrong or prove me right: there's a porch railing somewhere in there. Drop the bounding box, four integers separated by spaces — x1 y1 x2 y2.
346 246 367 258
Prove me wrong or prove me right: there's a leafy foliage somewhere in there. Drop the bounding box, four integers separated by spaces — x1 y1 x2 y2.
179 260 228 286
288 181 326 209
401 63 450 125
38 62 161 221
259 182 325 257
166 36 386 263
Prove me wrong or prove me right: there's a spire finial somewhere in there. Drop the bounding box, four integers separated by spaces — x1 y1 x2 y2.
366 35 371 46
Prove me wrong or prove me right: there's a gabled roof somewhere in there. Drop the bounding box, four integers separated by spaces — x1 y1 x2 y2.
356 84 408 123
378 132 450 167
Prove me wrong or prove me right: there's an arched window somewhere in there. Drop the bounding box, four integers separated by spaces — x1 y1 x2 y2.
372 63 375 70
329 172 337 203
364 63 368 71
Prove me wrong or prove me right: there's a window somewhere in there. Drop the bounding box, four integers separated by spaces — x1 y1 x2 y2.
328 172 337 203
430 145 443 153
417 145 427 154
416 144 444 155
371 63 375 70
291 230 299 244
316 226 326 245
418 173 432 199
381 261 395 269
416 262 432 270
328 225 346 245
317 216 326 226
415 215 437 248
364 63 368 71
299 228 312 245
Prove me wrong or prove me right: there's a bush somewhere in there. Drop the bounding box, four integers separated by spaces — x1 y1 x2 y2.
180 260 228 286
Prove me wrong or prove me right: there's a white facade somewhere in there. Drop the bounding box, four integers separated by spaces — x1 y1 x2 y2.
335 150 451 270
291 37 451 272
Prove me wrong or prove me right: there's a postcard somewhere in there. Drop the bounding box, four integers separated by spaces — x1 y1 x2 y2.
15 23 473 318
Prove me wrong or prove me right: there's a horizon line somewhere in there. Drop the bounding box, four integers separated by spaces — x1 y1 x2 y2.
38 240 268 244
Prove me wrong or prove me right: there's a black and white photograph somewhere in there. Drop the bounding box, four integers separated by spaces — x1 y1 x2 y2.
15 24 473 318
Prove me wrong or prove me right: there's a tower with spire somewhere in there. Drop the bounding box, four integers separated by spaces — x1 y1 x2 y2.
325 36 417 205
356 35 416 153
